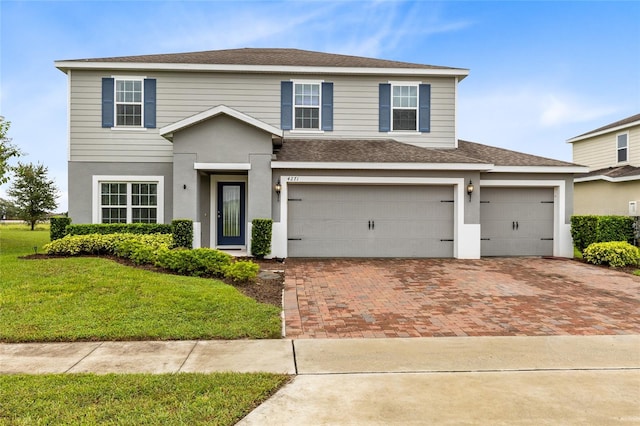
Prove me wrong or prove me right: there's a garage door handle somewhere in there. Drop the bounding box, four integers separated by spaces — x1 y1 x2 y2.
516 221 519 230
368 220 371 230
372 220 375 230
512 221 515 230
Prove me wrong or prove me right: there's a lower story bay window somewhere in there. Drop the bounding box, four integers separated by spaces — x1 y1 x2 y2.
93 176 164 224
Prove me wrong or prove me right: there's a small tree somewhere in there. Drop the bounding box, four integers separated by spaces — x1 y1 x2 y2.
0 197 20 220
7 162 58 230
0 117 22 184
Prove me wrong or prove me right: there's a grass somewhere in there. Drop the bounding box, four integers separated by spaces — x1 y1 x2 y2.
0 373 290 425
0 224 281 342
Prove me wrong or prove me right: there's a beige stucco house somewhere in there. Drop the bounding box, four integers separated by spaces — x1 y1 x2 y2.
568 113 640 216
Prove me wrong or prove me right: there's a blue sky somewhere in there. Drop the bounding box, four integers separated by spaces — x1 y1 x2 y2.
1 0 639 212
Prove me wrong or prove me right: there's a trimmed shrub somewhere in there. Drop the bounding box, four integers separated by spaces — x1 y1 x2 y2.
171 219 193 249
50 216 71 241
113 234 173 264
251 218 272 258
571 215 635 252
224 260 260 283
156 247 232 277
570 215 599 252
583 241 640 268
43 233 172 258
67 223 172 236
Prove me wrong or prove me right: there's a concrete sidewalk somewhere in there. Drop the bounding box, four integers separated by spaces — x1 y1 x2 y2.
2 335 639 424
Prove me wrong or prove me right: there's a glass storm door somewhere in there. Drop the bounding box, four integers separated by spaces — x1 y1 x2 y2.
217 182 245 246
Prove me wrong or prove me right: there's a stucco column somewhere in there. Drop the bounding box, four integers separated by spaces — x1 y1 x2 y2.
172 153 199 221
248 153 273 220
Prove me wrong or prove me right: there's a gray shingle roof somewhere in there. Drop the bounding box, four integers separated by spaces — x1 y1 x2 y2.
455 140 578 167
576 165 640 179
63 48 465 71
276 139 485 163
275 138 578 168
570 113 640 140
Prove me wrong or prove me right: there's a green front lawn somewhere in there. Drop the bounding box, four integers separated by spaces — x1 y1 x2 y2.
0 373 289 425
0 224 281 342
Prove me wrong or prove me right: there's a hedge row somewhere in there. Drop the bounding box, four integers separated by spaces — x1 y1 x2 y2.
44 233 173 257
67 223 173 236
49 219 195 250
570 215 635 252
43 233 257 283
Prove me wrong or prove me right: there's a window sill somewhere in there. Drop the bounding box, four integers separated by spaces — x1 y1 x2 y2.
387 131 423 135
110 126 149 131
289 129 325 134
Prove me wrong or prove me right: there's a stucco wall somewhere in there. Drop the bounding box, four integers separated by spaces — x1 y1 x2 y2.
68 161 173 224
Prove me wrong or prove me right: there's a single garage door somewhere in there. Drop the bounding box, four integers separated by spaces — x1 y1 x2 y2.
287 185 454 257
480 187 554 256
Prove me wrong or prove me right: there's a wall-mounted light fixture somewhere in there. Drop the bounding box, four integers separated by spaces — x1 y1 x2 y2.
466 180 474 202
274 178 282 201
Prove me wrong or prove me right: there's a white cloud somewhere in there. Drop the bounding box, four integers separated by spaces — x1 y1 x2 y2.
539 94 617 127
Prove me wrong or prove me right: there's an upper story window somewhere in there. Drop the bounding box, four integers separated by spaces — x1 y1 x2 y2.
281 81 333 132
379 83 430 133
294 83 320 129
617 133 628 163
392 85 418 131
102 77 156 129
115 79 143 126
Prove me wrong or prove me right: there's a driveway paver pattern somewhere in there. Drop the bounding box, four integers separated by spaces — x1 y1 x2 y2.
284 258 640 339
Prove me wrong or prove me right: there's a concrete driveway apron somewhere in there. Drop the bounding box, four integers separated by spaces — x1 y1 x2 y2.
283 258 640 339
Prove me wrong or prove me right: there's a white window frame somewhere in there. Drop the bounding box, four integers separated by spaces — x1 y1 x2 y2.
292 80 323 132
390 81 420 132
92 175 164 224
617 132 629 163
113 76 145 128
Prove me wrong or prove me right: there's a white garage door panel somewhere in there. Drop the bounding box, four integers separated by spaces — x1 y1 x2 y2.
480 187 554 256
288 185 454 258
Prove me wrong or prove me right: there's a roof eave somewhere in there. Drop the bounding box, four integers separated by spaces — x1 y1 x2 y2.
54 61 470 79
574 174 640 183
487 166 589 173
567 120 640 143
271 161 491 170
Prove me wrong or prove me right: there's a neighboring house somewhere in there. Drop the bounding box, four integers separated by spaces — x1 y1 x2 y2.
55 48 585 259
568 113 640 216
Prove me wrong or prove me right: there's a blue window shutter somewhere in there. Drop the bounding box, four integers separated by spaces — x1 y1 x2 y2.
144 78 156 129
379 83 391 132
281 81 293 130
321 82 333 131
418 84 431 133
101 78 114 128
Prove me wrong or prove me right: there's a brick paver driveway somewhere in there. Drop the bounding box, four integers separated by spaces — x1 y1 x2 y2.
283 258 640 338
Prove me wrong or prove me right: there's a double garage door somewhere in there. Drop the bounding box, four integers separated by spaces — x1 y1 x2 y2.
286 184 555 258
288 185 454 257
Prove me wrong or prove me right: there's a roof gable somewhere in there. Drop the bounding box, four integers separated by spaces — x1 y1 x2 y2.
159 105 282 141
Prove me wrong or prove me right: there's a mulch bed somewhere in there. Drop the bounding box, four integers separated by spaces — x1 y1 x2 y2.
20 254 285 307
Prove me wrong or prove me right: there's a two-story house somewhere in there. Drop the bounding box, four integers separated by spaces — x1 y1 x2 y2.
55 48 585 259
568 113 640 216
